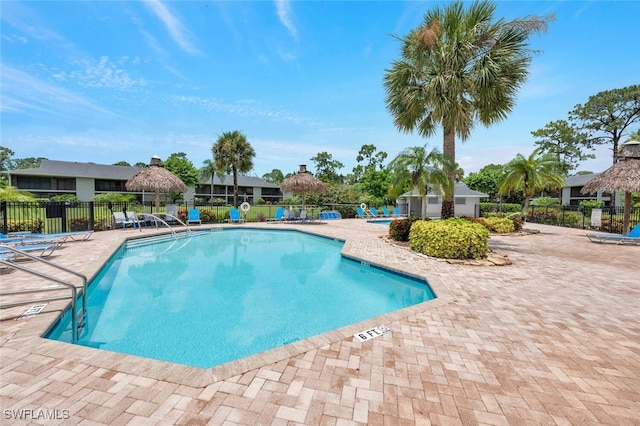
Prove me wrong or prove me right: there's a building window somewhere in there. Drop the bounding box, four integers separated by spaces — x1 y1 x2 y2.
455 198 466 205
56 178 76 190
15 176 52 190
427 198 439 204
95 179 127 191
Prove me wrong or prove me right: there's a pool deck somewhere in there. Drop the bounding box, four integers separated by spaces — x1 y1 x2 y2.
1 220 638 425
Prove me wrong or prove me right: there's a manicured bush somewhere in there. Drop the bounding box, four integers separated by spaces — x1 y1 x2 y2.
409 218 489 260
461 216 490 230
51 194 80 202
480 202 522 214
484 217 515 233
68 216 89 231
7 219 45 234
512 217 523 231
199 209 217 223
388 216 421 242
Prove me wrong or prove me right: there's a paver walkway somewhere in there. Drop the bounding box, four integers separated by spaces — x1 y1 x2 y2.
1 220 638 425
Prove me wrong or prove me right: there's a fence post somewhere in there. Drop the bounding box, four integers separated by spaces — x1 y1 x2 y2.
1 201 7 233
88 202 95 231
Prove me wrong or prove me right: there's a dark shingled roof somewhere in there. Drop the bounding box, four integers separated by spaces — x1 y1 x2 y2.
564 173 601 187
9 160 141 180
10 159 280 188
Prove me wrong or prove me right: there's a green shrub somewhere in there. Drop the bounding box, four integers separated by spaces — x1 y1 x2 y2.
388 216 421 242
94 193 136 203
484 217 515 233
530 196 560 207
68 216 89 231
480 202 522 214
199 209 217 223
7 219 45 233
461 216 490 230
51 194 80 202
409 218 489 260
257 212 267 222
560 211 583 228
579 199 605 209
512 218 523 231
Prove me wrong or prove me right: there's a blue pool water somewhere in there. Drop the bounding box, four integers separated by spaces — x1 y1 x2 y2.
48 229 435 368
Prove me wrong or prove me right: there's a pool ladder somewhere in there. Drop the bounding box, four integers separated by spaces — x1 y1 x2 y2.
0 245 87 343
139 213 193 237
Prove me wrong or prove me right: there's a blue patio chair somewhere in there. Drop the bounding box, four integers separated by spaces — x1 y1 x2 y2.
0 243 58 258
187 209 202 225
369 207 380 218
268 207 285 222
356 207 370 218
393 207 408 217
228 208 246 223
381 207 391 217
586 223 640 245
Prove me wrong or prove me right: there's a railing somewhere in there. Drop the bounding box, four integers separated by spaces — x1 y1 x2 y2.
524 205 640 233
0 245 87 342
140 213 192 237
1 201 352 234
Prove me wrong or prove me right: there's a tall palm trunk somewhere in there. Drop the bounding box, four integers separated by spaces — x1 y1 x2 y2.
441 128 456 218
232 166 239 208
210 173 215 200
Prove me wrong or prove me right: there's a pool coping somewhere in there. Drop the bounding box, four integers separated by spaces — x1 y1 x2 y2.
3 223 452 388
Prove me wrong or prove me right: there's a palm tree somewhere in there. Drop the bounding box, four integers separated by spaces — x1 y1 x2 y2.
199 159 221 202
384 0 552 219
211 131 255 208
498 149 565 220
388 145 454 218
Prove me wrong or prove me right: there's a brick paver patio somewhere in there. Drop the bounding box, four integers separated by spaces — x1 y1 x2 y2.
1 220 638 425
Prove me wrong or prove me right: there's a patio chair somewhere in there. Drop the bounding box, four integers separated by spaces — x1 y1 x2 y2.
126 211 142 228
369 207 380 218
299 210 314 223
356 207 371 218
393 207 408 217
228 208 246 223
0 233 66 247
586 223 640 245
0 243 58 258
113 212 136 229
6 230 93 241
267 207 285 222
187 209 202 225
164 204 178 224
381 207 391 217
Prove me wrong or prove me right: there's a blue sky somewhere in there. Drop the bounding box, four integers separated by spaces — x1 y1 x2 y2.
2 1 639 178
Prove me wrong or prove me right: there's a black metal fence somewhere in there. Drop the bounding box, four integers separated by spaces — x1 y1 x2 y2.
525 205 640 233
0 201 358 234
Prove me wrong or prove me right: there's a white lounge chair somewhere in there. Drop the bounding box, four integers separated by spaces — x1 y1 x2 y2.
113 212 136 229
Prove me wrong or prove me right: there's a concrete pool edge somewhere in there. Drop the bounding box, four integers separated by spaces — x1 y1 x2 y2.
4 223 453 388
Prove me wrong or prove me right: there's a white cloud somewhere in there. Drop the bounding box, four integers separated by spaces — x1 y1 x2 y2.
274 0 297 38
144 0 201 55
54 56 147 90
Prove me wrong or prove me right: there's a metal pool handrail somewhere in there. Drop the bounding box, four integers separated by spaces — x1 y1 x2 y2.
0 244 87 342
141 213 192 237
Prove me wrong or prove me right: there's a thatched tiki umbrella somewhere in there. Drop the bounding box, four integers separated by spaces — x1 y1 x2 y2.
125 156 188 213
280 164 326 210
581 140 640 234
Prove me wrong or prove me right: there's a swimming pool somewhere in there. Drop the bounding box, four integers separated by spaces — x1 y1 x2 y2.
47 229 435 368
